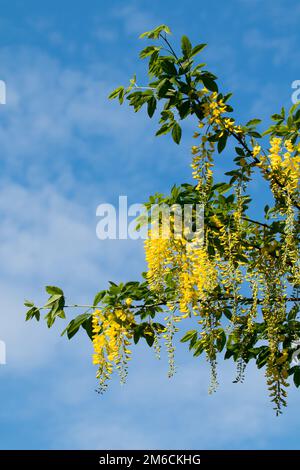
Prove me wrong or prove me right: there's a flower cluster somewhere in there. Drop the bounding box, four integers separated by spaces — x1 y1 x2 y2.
144 228 220 383
144 234 173 291
202 92 243 134
144 232 217 314
191 135 214 200
259 137 300 194
92 307 134 392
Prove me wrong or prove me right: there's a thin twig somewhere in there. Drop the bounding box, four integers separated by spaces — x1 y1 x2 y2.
37 296 300 311
242 217 274 230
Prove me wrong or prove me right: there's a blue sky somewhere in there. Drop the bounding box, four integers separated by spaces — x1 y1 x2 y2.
0 0 300 450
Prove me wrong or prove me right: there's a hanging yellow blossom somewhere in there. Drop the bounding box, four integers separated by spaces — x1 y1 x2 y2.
92 308 134 392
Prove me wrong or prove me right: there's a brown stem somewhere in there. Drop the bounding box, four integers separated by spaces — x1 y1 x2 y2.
132 296 300 310
242 216 274 230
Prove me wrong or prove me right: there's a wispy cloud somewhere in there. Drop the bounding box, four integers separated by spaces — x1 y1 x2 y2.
111 4 158 36
1 0 300 451
243 28 298 66
0 181 144 369
0 46 146 182
42 359 291 450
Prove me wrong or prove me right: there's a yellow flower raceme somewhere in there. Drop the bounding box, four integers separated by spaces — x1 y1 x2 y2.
259 137 300 194
202 92 227 125
144 234 173 291
201 92 242 135
92 307 134 392
144 228 218 316
190 132 215 198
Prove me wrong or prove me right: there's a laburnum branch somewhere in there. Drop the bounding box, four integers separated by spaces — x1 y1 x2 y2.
24 25 300 414
241 217 274 230
35 296 300 311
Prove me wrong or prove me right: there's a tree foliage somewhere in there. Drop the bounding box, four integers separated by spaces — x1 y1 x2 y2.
25 26 300 415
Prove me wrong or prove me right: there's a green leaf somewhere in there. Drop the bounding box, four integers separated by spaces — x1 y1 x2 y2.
246 119 261 127
191 44 207 57
25 307 40 321
216 330 226 352
226 194 235 204
181 35 192 58
172 122 182 144
224 349 234 360
133 326 141 345
140 46 160 59
82 317 93 340
108 86 124 100
235 147 245 156
212 182 231 194
256 347 270 369
118 88 125 104
160 59 177 76
156 123 172 137
289 102 300 117
145 334 155 347
271 113 282 121
62 313 92 340
56 310 66 319
45 286 63 296
24 300 34 307
294 367 300 388
180 330 197 343
148 50 160 74
178 100 190 119
139 25 171 39
147 96 157 117
44 294 63 308
248 130 261 138
93 290 106 307
201 76 218 92
156 78 172 98
217 133 228 153
223 308 232 320
193 342 204 357
44 311 54 328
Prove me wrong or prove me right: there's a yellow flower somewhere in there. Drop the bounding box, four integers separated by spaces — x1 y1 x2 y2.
253 145 261 157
